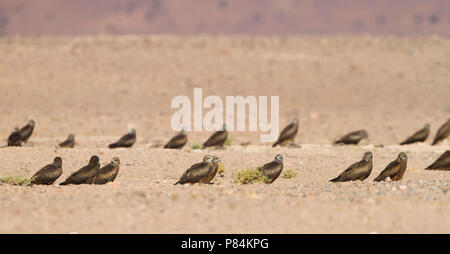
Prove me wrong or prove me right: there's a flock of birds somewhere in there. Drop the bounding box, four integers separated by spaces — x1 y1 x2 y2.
2 117 450 186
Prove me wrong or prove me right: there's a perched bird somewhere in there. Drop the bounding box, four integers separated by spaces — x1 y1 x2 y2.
432 119 450 145
333 129 368 145
19 119 35 143
257 154 284 184
330 152 373 182
201 156 221 184
272 119 299 147
425 150 450 170
109 128 136 148
30 157 63 185
59 134 75 148
163 129 188 149
7 127 22 147
203 124 228 148
174 155 214 185
59 156 100 185
92 157 121 184
374 152 408 182
400 124 430 145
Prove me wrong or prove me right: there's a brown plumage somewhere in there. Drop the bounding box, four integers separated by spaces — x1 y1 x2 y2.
7 127 22 147
59 134 75 148
59 156 100 185
432 119 450 145
201 156 221 184
30 157 63 185
19 119 35 143
330 152 373 182
400 124 430 145
92 157 120 184
272 119 299 147
425 150 450 170
334 129 368 145
163 130 188 149
374 152 408 182
174 155 214 185
257 154 284 183
203 125 228 148
109 128 136 148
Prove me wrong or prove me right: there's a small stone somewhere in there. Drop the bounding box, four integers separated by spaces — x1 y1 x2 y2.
400 185 407 190
391 186 397 191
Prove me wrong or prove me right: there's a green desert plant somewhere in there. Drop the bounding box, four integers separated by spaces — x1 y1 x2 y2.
0 175 32 186
191 143 203 149
281 169 298 179
217 162 225 177
233 168 269 184
224 138 232 146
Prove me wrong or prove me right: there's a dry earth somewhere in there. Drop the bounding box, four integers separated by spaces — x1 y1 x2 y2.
0 36 449 233
1 0 449 36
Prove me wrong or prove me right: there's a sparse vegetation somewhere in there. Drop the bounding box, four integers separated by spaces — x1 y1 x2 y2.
224 138 232 146
217 162 225 177
282 169 297 179
233 168 269 184
0 175 32 186
191 143 203 149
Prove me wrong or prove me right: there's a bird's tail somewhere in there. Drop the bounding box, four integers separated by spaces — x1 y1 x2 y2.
373 176 382 182
272 141 278 147
24 178 33 186
333 140 342 145
173 181 180 185
59 181 69 186
108 143 118 149
431 139 438 145
329 176 340 182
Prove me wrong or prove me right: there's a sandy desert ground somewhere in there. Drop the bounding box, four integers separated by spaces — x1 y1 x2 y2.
0 35 449 233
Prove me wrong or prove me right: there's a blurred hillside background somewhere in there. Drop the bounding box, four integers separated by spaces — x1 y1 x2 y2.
0 0 449 36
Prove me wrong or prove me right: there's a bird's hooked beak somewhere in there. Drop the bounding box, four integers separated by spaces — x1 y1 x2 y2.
275 154 283 162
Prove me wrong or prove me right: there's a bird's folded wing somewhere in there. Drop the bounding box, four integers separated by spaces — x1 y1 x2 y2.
377 160 399 179
278 124 297 140
205 131 227 145
261 161 283 179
